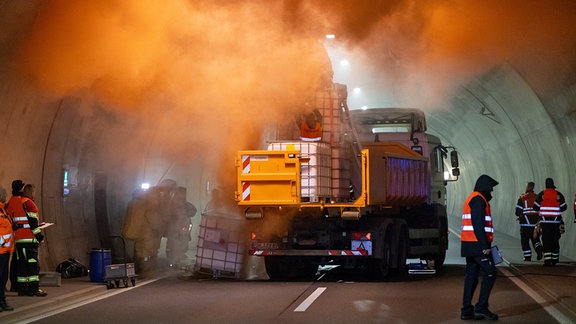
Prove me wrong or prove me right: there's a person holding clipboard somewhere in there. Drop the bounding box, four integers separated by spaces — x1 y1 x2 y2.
459 174 500 321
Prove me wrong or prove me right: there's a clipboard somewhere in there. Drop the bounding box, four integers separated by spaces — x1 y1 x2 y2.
38 222 54 229
491 245 503 264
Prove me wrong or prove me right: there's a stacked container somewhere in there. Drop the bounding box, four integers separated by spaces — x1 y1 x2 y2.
195 212 246 279
268 141 331 202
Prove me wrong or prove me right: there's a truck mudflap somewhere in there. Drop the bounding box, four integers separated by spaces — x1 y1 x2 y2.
250 249 370 256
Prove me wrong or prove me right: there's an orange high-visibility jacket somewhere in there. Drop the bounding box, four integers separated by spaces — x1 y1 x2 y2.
7 195 41 243
538 188 562 223
461 192 494 243
0 207 14 254
300 120 322 141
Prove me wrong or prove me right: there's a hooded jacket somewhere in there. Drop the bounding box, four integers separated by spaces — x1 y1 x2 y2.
461 174 499 257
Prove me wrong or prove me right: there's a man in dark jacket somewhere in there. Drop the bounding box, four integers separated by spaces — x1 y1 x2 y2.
460 174 499 321
515 181 543 261
533 178 567 266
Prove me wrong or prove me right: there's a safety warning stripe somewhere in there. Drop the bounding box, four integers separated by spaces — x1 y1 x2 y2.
329 250 368 256
249 250 369 256
241 155 250 201
242 181 250 201
242 155 250 174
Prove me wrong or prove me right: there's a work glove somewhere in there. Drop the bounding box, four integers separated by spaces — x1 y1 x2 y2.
35 232 44 242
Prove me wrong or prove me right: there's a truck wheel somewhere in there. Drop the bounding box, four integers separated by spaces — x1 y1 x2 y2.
372 234 393 279
433 230 448 270
265 256 317 281
395 229 409 276
265 256 290 281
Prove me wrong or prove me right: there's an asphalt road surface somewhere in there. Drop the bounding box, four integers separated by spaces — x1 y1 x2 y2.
4 228 576 324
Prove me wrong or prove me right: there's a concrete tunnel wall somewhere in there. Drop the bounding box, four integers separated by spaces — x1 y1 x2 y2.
433 64 576 260
2 2 576 271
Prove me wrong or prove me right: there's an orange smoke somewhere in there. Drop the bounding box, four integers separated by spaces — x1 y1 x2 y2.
15 0 576 176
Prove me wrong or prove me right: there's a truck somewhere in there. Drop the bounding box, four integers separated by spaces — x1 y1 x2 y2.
234 81 459 280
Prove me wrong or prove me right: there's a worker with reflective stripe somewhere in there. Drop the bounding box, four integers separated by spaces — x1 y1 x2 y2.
0 187 15 311
573 194 576 223
298 109 323 141
460 174 499 321
514 181 543 261
6 181 47 297
533 178 567 266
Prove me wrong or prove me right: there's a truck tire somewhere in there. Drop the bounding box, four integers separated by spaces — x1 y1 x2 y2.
432 228 448 270
395 228 409 276
371 231 393 279
264 256 317 281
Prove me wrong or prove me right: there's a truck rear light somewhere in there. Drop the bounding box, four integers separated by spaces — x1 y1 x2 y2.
351 231 373 255
351 231 371 241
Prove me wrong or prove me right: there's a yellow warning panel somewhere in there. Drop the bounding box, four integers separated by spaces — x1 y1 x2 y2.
235 150 301 205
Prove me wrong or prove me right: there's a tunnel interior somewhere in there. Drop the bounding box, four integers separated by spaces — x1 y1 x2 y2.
1 1 576 271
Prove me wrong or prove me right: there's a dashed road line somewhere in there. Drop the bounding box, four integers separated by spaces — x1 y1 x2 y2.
449 225 573 323
294 287 326 312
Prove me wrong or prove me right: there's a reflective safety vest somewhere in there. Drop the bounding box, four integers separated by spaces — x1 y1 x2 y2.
461 192 494 243
539 188 562 223
519 192 539 226
0 210 14 254
300 120 322 141
7 196 40 243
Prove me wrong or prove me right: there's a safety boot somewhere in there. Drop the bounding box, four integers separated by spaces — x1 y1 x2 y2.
536 246 543 260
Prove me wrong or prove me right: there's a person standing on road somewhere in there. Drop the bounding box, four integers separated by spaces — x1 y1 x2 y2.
6 180 24 293
165 186 197 269
533 178 567 266
7 181 47 296
0 186 15 311
460 174 499 321
573 194 576 223
515 181 543 261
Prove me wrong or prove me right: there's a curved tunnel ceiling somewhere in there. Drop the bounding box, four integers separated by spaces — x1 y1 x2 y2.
1 1 576 269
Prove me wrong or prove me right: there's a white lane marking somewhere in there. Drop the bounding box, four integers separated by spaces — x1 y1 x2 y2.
498 267 573 323
294 287 327 312
15 277 162 324
449 226 572 322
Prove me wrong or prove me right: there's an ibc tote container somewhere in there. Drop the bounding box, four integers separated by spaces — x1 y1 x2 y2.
267 141 332 202
195 212 247 279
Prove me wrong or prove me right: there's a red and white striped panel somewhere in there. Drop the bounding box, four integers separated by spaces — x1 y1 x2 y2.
249 250 368 256
242 155 250 174
328 250 368 256
242 181 250 201
241 155 250 201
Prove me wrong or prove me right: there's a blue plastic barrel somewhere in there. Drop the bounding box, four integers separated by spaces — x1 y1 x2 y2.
89 248 112 283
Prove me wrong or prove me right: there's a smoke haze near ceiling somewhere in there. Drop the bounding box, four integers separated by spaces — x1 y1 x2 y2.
17 0 576 118
12 1 576 188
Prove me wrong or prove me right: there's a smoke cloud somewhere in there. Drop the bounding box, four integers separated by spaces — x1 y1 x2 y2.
14 0 576 188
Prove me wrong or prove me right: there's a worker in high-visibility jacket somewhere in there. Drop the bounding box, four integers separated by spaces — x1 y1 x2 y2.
6 181 47 297
573 194 576 223
515 181 543 261
298 109 323 141
0 187 15 311
533 178 567 266
460 174 499 321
